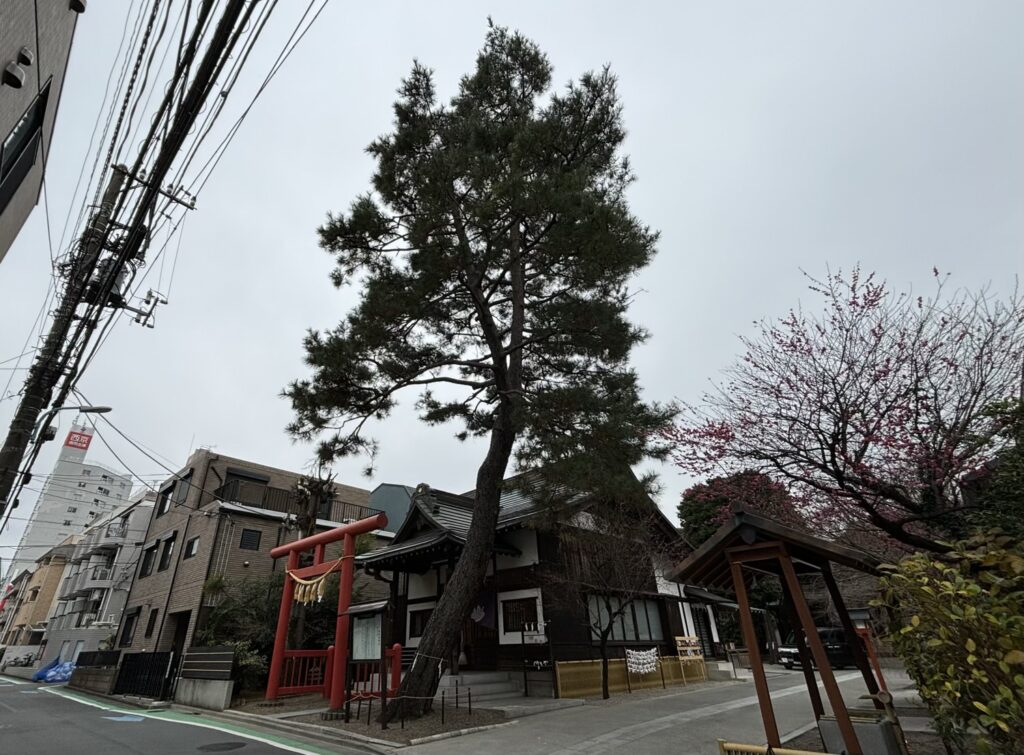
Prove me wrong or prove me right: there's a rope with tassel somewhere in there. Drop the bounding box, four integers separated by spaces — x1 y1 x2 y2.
287 554 353 605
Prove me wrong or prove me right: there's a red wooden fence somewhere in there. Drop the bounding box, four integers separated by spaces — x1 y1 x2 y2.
275 643 402 701
277 648 333 696
348 644 403 701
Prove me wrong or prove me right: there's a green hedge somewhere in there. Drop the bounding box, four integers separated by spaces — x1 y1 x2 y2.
876 532 1024 754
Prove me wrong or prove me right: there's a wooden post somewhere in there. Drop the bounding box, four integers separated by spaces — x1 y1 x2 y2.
822 565 883 708
266 550 298 700
778 554 862 755
779 578 825 720
730 561 781 747
329 532 356 710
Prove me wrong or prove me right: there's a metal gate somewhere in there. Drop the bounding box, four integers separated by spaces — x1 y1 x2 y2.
112 651 175 699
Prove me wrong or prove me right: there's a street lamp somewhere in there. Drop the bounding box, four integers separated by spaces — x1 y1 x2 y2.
32 404 112 444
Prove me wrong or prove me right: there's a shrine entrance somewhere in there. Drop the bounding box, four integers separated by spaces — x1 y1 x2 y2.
264 512 401 711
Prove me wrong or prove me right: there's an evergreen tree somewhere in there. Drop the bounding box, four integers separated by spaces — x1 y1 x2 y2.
285 24 670 717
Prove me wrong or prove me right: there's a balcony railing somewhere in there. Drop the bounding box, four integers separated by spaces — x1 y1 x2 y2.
213 479 381 525
105 521 129 539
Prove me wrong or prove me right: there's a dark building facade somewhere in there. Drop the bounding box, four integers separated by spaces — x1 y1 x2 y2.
358 478 725 682
1 0 84 262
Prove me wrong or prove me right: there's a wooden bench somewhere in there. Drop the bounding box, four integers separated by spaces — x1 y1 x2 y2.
675 635 707 683
718 740 837 755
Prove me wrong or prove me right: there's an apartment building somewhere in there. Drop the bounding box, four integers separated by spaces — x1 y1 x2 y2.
117 449 387 660
4 424 133 582
0 537 76 653
1 0 85 262
41 491 156 664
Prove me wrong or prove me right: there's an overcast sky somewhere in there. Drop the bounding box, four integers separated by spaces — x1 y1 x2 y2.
2 1 1022 559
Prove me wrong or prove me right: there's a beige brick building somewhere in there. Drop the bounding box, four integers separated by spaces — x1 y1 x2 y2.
117 449 389 659
1 536 77 649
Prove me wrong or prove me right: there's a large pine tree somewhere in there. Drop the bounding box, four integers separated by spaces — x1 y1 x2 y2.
286 24 671 717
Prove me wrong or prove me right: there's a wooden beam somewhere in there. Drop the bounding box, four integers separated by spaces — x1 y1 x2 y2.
779 574 825 720
730 561 780 747
822 565 882 709
778 552 863 755
725 542 788 564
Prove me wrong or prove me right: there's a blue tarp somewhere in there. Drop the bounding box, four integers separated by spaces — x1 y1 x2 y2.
43 661 75 683
31 656 60 682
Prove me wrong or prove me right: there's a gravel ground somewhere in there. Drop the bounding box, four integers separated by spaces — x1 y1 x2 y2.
785 728 957 754
293 705 507 744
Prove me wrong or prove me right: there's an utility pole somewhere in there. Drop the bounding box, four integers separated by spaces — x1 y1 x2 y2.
0 167 127 513
0 0 251 521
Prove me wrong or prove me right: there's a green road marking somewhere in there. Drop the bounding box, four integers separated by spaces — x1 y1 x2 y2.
41 686 350 755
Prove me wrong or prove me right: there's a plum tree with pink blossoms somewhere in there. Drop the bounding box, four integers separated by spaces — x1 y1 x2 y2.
666 269 1024 553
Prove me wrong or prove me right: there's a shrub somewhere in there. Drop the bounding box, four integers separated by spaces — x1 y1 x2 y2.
875 531 1024 754
224 640 268 694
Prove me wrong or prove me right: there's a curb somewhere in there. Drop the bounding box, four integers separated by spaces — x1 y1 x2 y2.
199 706 399 751
408 719 519 745
65 686 170 710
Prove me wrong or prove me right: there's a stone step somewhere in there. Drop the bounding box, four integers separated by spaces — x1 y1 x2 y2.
437 671 513 686
434 680 521 698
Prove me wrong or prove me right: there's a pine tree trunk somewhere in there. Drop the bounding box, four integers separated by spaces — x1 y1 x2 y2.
383 402 516 721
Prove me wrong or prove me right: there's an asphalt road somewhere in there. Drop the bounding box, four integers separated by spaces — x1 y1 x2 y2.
0 675 364 755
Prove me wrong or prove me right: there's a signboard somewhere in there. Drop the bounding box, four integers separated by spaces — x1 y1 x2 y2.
65 431 93 451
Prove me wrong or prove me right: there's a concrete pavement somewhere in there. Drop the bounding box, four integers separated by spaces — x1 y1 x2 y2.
0 675 369 755
404 670 868 754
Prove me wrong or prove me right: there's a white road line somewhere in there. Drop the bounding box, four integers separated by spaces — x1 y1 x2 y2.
548 672 863 755
38 687 334 755
0 675 27 685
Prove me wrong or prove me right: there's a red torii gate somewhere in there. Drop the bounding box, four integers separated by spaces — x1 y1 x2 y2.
265 513 387 711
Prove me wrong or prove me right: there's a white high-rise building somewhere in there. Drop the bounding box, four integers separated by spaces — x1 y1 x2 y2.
4 423 132 582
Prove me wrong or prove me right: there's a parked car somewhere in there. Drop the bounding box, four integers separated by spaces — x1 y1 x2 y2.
778 627 861 669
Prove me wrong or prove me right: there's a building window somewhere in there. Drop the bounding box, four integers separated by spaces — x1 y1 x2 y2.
497 588 545 645
0 82 50 213
408 607 434 639
119 609 140 647
62 519 72 526
144 609 159 638
172 473 192 509
239 529 261 551
78 482 86 488
158 535 177 571
82 469 92 477
501 597 539 634
139 545 158 577
155 485 173 517
101 474 110 482
183 536 200 559
28 587 40 602
586 596 665 643
98 486 110 496
67 506 77 513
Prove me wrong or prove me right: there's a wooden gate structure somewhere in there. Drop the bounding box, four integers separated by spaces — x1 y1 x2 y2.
669 506 883 755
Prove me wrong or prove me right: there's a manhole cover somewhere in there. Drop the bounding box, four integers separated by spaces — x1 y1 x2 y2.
197 744 247 752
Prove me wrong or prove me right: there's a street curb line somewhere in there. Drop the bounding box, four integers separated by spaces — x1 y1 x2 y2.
408 719 519 745
39 686 350 755
208 707 398 751
779 720 819 744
